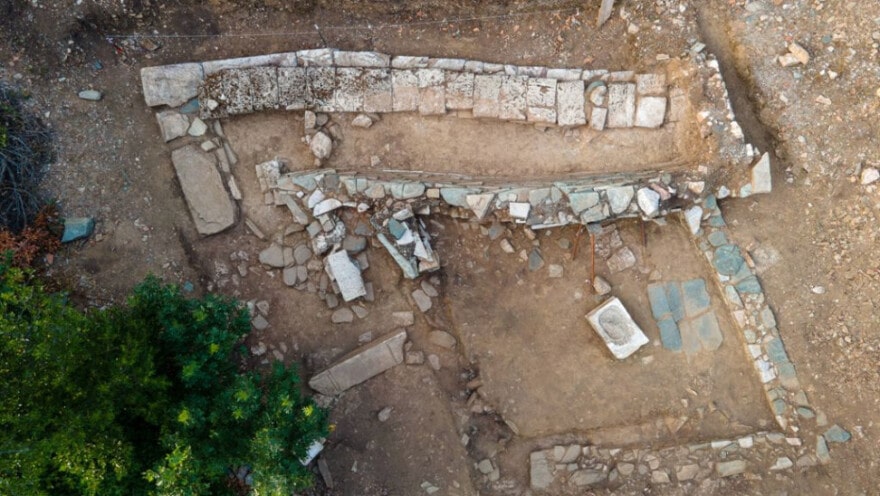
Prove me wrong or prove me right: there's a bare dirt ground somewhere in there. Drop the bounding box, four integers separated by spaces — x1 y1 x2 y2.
3 0 880 494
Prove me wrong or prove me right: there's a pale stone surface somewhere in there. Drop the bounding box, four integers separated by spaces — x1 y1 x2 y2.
391 69 419 112
684 206 703 234
310 132 333 160
156 110 189 142
556 80 586 126
297 48 334 67
334 51 390 67
335 67 365 112
590 106 607 130
716 460 747 477
637 187 660 217
202 53 297 74
327 250 367 301
171 145 236 235
530 451 554 490
607 83 636 128
248 66 279 111
445 71 475 110
751 152 772 194
308 67 337 112
526 78 557 123
586 297 649 359
363 69 393 112
141 63 204 107
473 74 502 118
391 55 429 68
605 186 634 214
635 96 667 128
636 73 667 95
278 67 309 110
308 330 407 395
417 69 446 115
499 76 527 120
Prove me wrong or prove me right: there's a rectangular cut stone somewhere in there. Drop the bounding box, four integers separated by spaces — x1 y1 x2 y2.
278 67 309 110
416 68 445 88
527 107 556 124
668 88 687 122
197 74 226 119
636 73 667 95
607 83 636 128
334 67 365 112
334 51 390 67
419 85 446 115
363 69 392 112
171 145 236 235
556 80 586 126
308 330 407 395
221 69 255 115
297 48 334 67
391 69 419 111
582 69 609 81
248 66 279 111
391 56 429 69
590 106 608 130
202 53 298 75
428 58 466 71
546 68 582 81
605 70 635 82
473 75 502 118
445 72 475 110
464 60 485 73
527 78 556 108
517 66 547 77
635 96 667 128
499 76 527 121
308 67 337 112
141 63 204 107
326 250 367 301
586 297 649 359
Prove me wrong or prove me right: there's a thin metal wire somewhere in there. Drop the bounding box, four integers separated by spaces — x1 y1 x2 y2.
105 7 581 39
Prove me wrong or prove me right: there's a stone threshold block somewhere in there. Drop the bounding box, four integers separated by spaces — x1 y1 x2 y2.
308 330 407 395
586 297 649 359
171 145 237 235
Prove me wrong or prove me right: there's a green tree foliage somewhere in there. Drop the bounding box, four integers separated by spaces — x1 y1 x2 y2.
0 264 328 495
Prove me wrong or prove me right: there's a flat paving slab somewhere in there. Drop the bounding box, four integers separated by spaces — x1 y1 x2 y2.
308 330 407 395
170 145 236 235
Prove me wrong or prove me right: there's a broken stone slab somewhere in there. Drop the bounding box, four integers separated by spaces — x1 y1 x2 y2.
171 145 236 235
283 196 310 225
684 206 703 235
440 187 479 207
412 289 432 313
605 186 634 214
202 52 298 74
529 451 554 490
377 233 419 279
715 460 746 477
141 63 204 107
296 48 334 67
326 250 367 301
556 80 586 126
308 330 407 395
392 311 415 327
156 110 189 142
607 247 636 273
568 191 600 214
586 297 649 359
751 152 772 194
466 193 494 219
391 55 429 69
428 330 456 349
389 182 425 200
331 307 354 324
636 187 660 217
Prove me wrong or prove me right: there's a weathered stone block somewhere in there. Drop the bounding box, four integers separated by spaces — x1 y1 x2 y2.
636 73 667 95
473 74 502 118
391 69 419 111
445 72 475 110
363 69 393 112
391 55 429 69
248 66 279 111
607 83 636 128
334 67 365 112
308 330 407 395
141 62 204 107
308 67 337 112
334 50 390 67
171 145 236 235
428 58 466 71
556 80 586 126
297 48 334 67
327 250 367 301
635 96 667 128
499 75 527 121
202 52 297 75
546 68 582 81
586 297 649 359
220 69 254 116
526 78 557 108
278 67 310 110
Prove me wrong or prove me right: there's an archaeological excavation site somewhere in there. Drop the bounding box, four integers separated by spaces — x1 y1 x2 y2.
6 0 878 494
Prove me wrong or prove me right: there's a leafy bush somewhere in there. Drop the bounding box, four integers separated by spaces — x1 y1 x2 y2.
0 268 328 495
0 82 54 233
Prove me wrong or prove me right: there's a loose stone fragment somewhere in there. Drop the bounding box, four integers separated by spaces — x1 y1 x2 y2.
586 297 649 359
156 110 189 142
331 307 354 324
412 289 432 312
310 131 333 160
327 251 367 301
429 330 456 349
715 460 746 477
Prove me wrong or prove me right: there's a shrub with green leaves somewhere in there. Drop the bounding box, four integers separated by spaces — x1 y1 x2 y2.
0 265 328 495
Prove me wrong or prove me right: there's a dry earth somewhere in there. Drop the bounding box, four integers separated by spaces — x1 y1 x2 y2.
2 0 880 494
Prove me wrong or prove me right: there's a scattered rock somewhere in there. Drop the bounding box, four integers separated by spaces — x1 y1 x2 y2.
715 460 746 477
78 89 102 101
352 305 369 319
251 342 267 356
684 206 703 235
377 407 392 422
351 114 374 128
187 117 208 137
61 217 95 243
412 289 433 312
607 247 636 273
500 239 515 253
528 248 545 271
824 425 851 443
427 354 441 370
548 264 563 278
428 330 456 349
477 459 494 475
788 42 810 65
251 314 269 331
310 131 333 159
676 464 699 481
420 280 439 297
260 243 286 268
637 187 660 217
593 276 612 295
331 307 355 324
156 110 189 142
406 350 425 365
860 167 879 185
304 110 317 130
